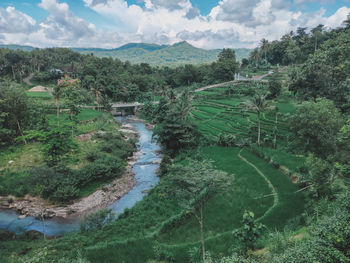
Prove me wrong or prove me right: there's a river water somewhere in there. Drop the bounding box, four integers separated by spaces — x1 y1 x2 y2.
0 117 161 236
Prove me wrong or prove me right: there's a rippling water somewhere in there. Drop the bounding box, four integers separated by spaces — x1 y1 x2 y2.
0 117 161 236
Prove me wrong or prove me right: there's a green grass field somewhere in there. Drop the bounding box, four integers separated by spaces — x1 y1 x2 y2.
82 146 305 262
26 91 52 99
157 147 304 244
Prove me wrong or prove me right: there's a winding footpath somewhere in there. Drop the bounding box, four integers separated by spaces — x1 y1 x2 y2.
237 149 279 221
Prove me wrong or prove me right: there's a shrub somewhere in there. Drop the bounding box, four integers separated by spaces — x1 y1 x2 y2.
217 133 237 147
80 208 115 232
51 183 79 203
158 155 172 177
80 156 125 184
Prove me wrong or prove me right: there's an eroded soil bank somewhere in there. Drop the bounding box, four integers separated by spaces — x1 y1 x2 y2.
0 117 155 220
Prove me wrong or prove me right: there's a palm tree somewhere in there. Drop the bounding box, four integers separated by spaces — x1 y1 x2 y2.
259 38 269 64
53 84 63 126
342 13 350 29
244 93 272 146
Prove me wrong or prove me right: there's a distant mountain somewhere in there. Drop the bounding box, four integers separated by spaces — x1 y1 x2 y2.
0 44 35 52
77 41 251 66
0 42 251 66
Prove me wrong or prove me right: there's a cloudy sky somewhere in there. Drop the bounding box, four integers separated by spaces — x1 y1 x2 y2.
0 0 349 49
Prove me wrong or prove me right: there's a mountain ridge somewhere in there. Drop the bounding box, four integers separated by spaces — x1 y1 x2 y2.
0 42 251 66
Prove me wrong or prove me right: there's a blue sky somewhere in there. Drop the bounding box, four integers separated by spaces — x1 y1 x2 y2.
0 0 349 49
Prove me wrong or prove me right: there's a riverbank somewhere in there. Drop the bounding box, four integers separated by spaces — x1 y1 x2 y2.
0 121 143 220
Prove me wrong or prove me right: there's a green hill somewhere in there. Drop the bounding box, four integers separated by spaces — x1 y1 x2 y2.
0 44 35 52
77 41 251 66
0 42 251 66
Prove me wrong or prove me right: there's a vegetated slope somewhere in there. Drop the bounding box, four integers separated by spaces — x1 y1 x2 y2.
191 95 292 144
0 42 250 66
83 147 304 263
0 44 34 52
79 42 251 66
156 147 304 244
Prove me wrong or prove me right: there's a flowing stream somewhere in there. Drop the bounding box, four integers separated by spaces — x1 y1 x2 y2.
0 117 161 236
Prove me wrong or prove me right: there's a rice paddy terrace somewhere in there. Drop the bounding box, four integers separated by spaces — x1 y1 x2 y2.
190 88 294 145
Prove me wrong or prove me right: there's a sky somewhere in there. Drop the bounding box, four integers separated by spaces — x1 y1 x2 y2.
0 0 349 49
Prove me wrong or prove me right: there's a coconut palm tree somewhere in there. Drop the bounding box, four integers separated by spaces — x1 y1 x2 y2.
244 93 272 146
53 84 63 126
259 38 269 64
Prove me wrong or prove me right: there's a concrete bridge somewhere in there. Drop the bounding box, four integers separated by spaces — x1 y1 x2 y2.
111 102 142 116
111 101 159 116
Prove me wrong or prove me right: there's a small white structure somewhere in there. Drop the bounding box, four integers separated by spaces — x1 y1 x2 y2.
28 86 47 92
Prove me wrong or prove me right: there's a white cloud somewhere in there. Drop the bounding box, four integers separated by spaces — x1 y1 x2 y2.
38 0 95 40
0 0 349 50
0 6 36 33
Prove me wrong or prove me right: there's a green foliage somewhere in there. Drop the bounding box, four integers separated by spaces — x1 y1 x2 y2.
305 155 338 198
243 93 272 146
234 211 265 251
158 155 172 177
80 208 115 232
206 253 258 263
166 160 230 212
267 80 282 99
215 49 240 82
217 133 237 147
153 91 200 155
0 82 30 144
41 127 78 167
290 98 343 158
288 27 350 112
337 118 350 166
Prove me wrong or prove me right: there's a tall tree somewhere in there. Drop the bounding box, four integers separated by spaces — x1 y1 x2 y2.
215 49 239 81
290 98 343 158
259 38 269 64
167 161 230 263
244 93 271 146
153 89 198 155
0 82 29 143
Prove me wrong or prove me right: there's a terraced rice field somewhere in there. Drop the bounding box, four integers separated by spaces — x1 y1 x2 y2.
190 96 293 145
157 147 305 245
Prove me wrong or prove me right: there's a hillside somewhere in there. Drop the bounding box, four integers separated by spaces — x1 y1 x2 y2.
0 42 251 66
0 44 35 52
77 41 250 66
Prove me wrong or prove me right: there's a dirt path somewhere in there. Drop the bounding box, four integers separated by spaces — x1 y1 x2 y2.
194 69 279 93
237 149 279 221
23 73 34 85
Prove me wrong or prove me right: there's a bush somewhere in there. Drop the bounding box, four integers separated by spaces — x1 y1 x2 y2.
51 183 79 203
272 238 347 263
267 80 282 99
80 208 115 232
79 156 125 186
158 155 172 177
217 133 237 147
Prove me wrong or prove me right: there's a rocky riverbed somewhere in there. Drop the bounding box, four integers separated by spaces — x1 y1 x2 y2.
0 122 143 220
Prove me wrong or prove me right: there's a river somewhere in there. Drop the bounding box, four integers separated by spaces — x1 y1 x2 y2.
0 117 161 236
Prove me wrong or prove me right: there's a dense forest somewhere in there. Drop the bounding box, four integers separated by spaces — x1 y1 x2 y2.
0 16 350 263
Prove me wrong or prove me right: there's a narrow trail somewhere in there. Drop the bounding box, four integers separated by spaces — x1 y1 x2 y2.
237 149 279 221
159 149 282 248
23 73 34 85
194 70 275 93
